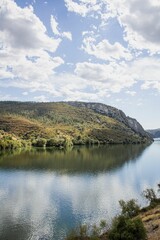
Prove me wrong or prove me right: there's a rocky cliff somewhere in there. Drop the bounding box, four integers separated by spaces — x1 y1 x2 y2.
67 101 151 139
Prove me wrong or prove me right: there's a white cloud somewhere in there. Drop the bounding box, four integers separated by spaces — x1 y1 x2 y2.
1 0 160 102
114 0 160 53
82 37 132 61
50 15 72 40
75 57 160 94
1 56 160 102
50 15 60 35
65 0 160 54
62 31 72 41
0 1 61 52
0 67 14 79
64 0 100 17
75 61 135 93
33 95 49 102
0 0 64 93
126 91 136 96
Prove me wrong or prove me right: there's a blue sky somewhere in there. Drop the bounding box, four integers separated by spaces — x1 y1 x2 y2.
0 0 160 129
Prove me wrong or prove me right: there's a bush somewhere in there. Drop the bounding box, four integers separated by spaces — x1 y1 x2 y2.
32 138 46 147
64 136 73 148
66 220 107 240
46 138 56 147
142 188 157 206
108 215 146 240
0 139 22 150
119 199 140 218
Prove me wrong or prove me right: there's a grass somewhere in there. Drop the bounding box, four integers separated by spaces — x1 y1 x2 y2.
140 204 160 240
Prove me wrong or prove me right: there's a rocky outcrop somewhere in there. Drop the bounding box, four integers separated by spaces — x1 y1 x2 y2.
67 101 152 140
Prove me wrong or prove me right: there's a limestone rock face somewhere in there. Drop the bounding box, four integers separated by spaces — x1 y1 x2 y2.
67 101 151 139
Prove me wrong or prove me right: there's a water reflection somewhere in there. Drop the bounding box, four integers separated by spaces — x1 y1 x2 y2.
0 144 149 173
0 143 159 240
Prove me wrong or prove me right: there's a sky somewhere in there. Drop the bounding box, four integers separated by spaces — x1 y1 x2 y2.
0 0 160 129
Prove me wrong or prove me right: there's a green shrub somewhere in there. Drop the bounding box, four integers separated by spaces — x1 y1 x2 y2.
32 138 46 147
64 136 73 148
0 139 22 150
119 199 140 218
142 188 157 206
46 138 56 147
108 215 146 240
66 220 107 240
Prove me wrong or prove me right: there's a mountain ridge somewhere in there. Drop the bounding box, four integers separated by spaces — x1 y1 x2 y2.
66 101 150 138
0 101 152 149
146 128 160 138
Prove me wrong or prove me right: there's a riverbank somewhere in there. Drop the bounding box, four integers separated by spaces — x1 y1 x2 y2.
66 194 160 240
0 128 152 152
141 204 160 240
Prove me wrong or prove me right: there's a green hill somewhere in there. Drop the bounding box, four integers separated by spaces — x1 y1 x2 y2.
0 101 152 150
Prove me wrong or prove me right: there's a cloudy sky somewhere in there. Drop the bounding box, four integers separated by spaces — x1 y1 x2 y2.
0 0 160 129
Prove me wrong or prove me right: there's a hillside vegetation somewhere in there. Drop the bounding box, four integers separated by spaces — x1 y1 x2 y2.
0 101 152 149
66 185 160 240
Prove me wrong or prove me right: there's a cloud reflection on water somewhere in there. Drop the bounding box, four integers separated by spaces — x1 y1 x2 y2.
0 143 159 239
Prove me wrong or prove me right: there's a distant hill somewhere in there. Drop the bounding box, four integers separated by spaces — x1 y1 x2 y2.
0 101 152 149
146 129 160 138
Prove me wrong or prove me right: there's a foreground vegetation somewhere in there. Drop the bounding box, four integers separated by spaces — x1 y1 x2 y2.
66 184 160 240
0 102 152 150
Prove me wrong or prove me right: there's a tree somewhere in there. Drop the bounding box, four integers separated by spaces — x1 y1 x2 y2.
142 188 157 205
109 215 146 240
119 199 140 218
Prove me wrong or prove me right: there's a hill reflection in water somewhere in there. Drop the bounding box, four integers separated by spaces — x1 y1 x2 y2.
0 144 149 173
0 143 160 240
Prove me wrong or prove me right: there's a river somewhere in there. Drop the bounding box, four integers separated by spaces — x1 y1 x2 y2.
0 142 159 239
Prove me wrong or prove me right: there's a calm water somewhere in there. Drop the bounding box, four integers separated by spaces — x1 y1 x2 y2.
0 142 160 240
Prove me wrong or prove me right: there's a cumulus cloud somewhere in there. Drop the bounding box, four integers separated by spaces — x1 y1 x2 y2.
50 15 72 40
75 57 160 93
114 0 160 53
75 61 135 93
64 0 100 17
82 37 132 61
65 0 160 54
0 0 60 52
1 0 160 102
0 0 64 94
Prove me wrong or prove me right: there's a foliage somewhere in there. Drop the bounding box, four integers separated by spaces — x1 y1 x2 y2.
119 199 140 218
64 136 73 148
66 196 149 240
0 130 30 150
108 215 146 240
32 138 46 148
66 220 107 240
142 188 157 206
0 101 148 149
66 215 146 240
142 184 160 207
46 138 56 147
